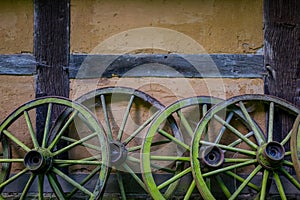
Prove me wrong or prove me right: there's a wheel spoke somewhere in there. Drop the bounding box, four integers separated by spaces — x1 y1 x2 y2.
215 175 231 198
225 158 256 163
157 167 192 190
282 160 293 167
280 167 300 190
2 130 31 152
158 129 190 151
54 155 101 167
150 156 190 162
123 111 159 145
260 169 270 200
228 131 254 148
53 159 102 166
60 135 100 151
200 141 257 156
151 164 176 173
176 110 194 137
238 101 265 145
38 174 44 200
122 163 146 191
203 159 257 178
281 130 292 146
0 158 24 163
116 171 127 200
225 171 260 191
267 102 274 142
24 111 39 148
47 173 65 199
213 114 258 149
183 180 196 200
229 165 262 200
127 139 171 152
19 174 36 200
52 132 98 156
48 110 79 150
42 103 52 148
100 94 113 141
273 172 287 200
127 156 175 173
0 168 29 188
202 104 208 114
52 167 94 197
214 112 234 144
67 165 102 198
284 151 291 156
117 95 134 141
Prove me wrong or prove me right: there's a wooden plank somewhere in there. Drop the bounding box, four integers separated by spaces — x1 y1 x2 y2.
69 54 265 78
0 54 264 78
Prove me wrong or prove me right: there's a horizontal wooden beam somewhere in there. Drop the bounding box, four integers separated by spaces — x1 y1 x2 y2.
0 54 36 75
0 54 265 78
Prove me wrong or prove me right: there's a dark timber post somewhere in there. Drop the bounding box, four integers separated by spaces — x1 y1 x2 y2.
264 0 300 105
34 0 70 143
264 0 300 139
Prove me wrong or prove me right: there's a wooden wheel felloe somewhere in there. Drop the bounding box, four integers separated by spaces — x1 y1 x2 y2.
291 114 300 181
191 94 300 200
0 97 109 199
75 86 175 199
141 96 222 199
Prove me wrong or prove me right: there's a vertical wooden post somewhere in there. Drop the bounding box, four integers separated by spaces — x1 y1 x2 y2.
34 0 70 143
264 0 300 139
264 0 300 104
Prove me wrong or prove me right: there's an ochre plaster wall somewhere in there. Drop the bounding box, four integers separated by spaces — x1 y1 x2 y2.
0 0 262 54
0 76 35 122
0 0 33 54
71 0 263 54
70 77 264 106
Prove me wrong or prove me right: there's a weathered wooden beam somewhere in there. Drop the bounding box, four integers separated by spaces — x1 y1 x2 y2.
71 54 265 78
34 0 70 144
34 0 70 97
0 54 36 75
264 0 300 105
264 0 300 140
0 54 264 78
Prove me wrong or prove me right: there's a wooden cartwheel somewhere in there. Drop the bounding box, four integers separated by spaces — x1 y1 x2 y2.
191 94 300 200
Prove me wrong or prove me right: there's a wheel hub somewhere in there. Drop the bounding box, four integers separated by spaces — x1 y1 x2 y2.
200 146 224 170
257 141 285 169
110 141 128 166
24 148 52 174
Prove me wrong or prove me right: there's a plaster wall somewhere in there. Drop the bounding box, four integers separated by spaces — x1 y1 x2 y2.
0 0 263 54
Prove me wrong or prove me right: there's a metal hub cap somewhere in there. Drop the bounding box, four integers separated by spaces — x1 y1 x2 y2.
24 149 52 173
109 141 128 166
257 141 285 169
201 146 224 170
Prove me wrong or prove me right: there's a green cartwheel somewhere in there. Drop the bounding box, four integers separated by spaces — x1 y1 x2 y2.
75 86 178 199
141 96 222 199
192 94 300 200
0 97 110 199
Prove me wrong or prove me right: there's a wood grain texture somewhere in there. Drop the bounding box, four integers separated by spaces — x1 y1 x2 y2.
0 54 264 78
